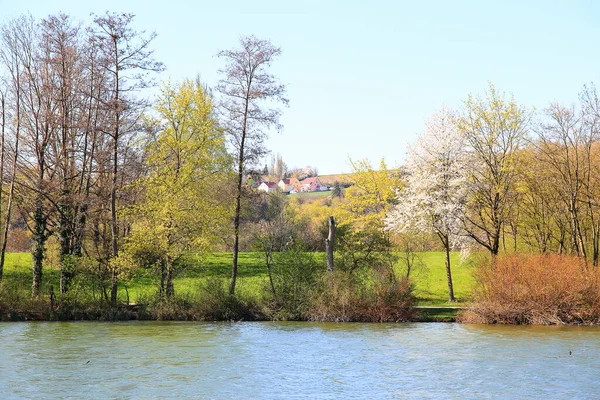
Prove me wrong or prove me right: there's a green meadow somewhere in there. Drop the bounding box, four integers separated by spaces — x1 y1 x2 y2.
1 251 474 308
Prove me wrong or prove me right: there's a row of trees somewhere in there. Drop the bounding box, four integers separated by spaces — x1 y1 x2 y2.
0 12 166 302
2 12 599 310
387 83 600 301
0 12 288 303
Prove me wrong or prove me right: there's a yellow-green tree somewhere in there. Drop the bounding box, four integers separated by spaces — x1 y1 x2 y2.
457 83 531 256
120 79 231 299
333 158 401 271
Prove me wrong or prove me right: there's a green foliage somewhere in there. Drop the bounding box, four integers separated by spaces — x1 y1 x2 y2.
120 79 232 298
193 278 259 321
331 181 344 198
410 252 474 305
332 158 401 272
0 251 469 319
266 246 321 320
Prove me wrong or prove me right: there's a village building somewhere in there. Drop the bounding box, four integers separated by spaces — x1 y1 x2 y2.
278 177 300 193
257 181 278 193
299 176 327 192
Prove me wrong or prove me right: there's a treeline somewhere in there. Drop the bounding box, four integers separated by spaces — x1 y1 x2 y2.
0 12 166 301
2 12 600 324
386 83 600 304
0 12 240 306
0 12 414 321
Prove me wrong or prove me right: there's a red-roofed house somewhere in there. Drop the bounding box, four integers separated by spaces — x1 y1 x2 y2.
299 177 325 192
258 181 278 193
278 178 300 193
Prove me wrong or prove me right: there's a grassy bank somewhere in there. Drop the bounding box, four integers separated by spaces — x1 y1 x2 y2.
0 251 472 321
130 251 474 307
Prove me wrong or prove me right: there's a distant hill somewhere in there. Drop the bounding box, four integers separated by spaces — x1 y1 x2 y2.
317 173 354 187
319 168 404 188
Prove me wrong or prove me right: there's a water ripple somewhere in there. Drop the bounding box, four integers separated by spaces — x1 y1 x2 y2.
0 322 599 399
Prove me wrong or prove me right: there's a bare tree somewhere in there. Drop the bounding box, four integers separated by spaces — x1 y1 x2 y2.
38 13 87 294
0 89 5 281
216 36 288 295
580 84 600 265
0 89 6 280
533 90 600 264
92 12 163 304
0 86 19 280
0 16 54 297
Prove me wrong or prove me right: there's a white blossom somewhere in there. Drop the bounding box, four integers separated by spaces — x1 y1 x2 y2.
386 106 470 251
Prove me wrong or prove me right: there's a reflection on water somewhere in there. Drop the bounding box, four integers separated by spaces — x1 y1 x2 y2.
0 322 599 399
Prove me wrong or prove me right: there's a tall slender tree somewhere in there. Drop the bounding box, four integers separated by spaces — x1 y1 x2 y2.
0 16 53 297
216 36 287 295
92 12 163 304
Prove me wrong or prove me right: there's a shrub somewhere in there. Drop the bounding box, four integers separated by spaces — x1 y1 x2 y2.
0 281 50 320
191 277 260 321
309 268 416 322
262 247 321 320
458 253 600 325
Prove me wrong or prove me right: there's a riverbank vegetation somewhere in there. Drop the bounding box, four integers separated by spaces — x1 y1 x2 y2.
458 254 600 325
1 11 600 324
0 251 418 321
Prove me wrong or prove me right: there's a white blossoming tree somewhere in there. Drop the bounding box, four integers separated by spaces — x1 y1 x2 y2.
386 107 469 302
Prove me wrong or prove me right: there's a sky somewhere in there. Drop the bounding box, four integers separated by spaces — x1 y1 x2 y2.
1 0 599 174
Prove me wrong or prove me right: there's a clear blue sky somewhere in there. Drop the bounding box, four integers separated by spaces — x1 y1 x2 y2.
1 0 599 174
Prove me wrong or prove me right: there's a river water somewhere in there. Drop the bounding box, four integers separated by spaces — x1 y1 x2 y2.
0 322 599 399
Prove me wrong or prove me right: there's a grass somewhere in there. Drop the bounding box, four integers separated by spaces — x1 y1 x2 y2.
413 307 460 322
0 253 61 293
0 251 474 310
288 191 332 201
410 252 475 306
317 173 354 186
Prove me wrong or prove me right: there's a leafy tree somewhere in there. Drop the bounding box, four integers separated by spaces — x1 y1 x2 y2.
120 80 230 299
331 181 343 198
286 195 332 250
457 83 530 256
515 147 563 253
216 35 288 295
386 107 468 301
334 158 400 272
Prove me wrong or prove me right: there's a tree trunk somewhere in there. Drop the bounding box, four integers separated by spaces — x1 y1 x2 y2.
110 40 120 306
31 201 46 298
326 216 335 272
0 93 6 281
109 124 119 305
58 209 74 295
165 267 174 299
230 177 242 295
266 252 277 300
31 143 48 298
437 231 455 302
0 91 3 282
110 267 118 305
229 97 249 296
594 217 600 266
159 262 166 300
444 241 455 302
